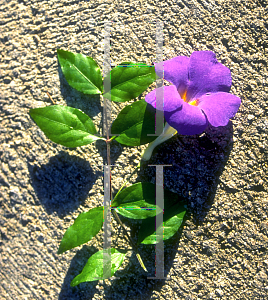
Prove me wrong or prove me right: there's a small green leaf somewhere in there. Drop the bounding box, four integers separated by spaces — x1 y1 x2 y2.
137 200 187 245
58 206 107 254
29 105 105 147
112 182 163 220
111 99 158 146
71 248 126 286
57 49 103 94
103 62 156 102
115 200 162 220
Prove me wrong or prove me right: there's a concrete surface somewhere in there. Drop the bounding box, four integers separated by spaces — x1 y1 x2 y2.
0 0 267 299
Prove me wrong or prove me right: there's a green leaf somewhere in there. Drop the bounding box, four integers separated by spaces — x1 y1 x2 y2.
71 248 127 286
57 49 103 94
137 200 187 245
112 182 164 220
29 105 105 147
111 99 158 146
103 62 156 102
114 200 162 220
58 206 107 254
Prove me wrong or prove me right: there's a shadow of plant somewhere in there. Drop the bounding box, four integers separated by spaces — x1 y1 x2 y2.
58 245 99 300
28 151 102 218
138 121 234 220
94 121 235 299
52 121 234 299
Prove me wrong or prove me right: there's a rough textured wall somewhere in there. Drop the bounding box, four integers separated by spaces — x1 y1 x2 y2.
0 0 267 299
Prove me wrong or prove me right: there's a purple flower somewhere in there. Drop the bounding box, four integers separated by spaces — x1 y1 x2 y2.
145 51 241 135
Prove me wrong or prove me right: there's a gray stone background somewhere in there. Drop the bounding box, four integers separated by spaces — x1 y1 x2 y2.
0 0 267 299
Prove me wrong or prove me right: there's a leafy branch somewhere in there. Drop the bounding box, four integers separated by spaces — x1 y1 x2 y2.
29 49 187 285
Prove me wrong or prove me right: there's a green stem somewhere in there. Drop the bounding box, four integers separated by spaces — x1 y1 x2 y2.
102 94 146 271
111 209 147 272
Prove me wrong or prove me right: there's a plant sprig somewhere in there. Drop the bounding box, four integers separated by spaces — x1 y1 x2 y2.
29 49 187 285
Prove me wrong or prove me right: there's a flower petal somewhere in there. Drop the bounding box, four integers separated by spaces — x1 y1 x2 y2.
198 92 241 127
155 56 190 98
145 85 183 112
186 51 232 101
164 101 208 135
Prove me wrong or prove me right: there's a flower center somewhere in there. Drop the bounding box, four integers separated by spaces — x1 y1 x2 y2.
182 90 187 101
181 90 199 106
188 99 199 106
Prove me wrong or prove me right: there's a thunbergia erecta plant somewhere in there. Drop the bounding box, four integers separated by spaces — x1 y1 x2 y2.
29 49 241 286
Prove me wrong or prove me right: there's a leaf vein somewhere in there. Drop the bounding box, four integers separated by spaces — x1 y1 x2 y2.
71 64 100 91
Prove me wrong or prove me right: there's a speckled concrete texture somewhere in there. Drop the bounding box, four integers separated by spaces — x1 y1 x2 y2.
0 0 267 299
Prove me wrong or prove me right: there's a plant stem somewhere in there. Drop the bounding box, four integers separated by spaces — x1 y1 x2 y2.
46 91 56 105
111 208 147 272
102 95 147 272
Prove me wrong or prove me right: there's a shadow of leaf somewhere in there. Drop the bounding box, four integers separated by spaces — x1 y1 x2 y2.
28 151 102 218
58 245 99 300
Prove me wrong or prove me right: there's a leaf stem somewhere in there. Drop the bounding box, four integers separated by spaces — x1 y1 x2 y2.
46 91 56 105
111 209 147 272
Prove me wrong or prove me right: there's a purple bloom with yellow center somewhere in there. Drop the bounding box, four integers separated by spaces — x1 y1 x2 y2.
145 51 241 136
